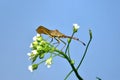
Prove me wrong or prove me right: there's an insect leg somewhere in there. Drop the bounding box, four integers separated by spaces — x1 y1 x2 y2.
53 37 66 50
53 37 61 48
50 38 53 43
58 38 66 50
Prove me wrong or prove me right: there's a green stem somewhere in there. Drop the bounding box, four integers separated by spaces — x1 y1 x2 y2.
55 50 83 80
52 52 64 58
67 47 71 59
64 70 73 80
77 35 92 69
38 60 46 65
65 32 75 54
64 29 92 80
69 60 83 80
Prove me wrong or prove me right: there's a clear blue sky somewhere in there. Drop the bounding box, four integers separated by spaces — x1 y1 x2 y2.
0 0 120 80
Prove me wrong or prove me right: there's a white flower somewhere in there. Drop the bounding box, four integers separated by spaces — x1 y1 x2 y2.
33 36 37 41
27 53 32 60
32 50 37 54
27 52 33 59
73 24 80 32
73 24 80 29
45 57 52 68
27 50 37 60
36 33 40 37
28 65 33 72
27 53 31 56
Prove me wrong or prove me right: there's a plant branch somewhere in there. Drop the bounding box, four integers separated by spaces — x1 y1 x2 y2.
55 50 83 80
77 31 92 69
64 29 92 80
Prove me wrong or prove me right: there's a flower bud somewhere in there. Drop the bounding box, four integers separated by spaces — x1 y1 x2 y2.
67 38 71 43
89 29 92 39
71 60 75 65
32 64 38 70
39 53 45 59
28 64 38 72
73 24 80 33
45 57 52 68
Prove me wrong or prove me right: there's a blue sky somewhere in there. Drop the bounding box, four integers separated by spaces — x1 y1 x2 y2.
0 0 120 80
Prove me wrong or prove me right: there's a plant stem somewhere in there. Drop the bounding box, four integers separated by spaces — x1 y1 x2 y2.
68 59 83 80
77 35 92 69
64 29 92 80
65 32 74 55
55 50 83 80
64 70 73 80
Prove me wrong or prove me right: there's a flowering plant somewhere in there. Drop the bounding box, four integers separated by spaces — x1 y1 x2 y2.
27 24 92 80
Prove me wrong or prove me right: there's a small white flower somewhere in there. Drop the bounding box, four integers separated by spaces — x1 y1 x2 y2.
28 65 33 72
45 57 52 68
73 24 80 32
36 33 40 37
27 50 37 60
32 50 37 54
73 24 80 29
27 53 32 60
27 53 31 56
33 36 37 41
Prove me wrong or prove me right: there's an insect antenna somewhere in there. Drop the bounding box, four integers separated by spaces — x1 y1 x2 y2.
63 35 86 46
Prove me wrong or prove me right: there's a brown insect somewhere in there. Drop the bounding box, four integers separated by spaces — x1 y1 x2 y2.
36 26 86 48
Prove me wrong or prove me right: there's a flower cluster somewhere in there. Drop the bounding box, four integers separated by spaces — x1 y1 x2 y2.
28 34 56 72
27 24 92 80
27 24 81 72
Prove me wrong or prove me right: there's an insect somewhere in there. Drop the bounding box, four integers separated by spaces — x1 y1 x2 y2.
36 26 86 49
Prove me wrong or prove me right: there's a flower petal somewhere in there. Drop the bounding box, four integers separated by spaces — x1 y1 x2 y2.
28 65 33 72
